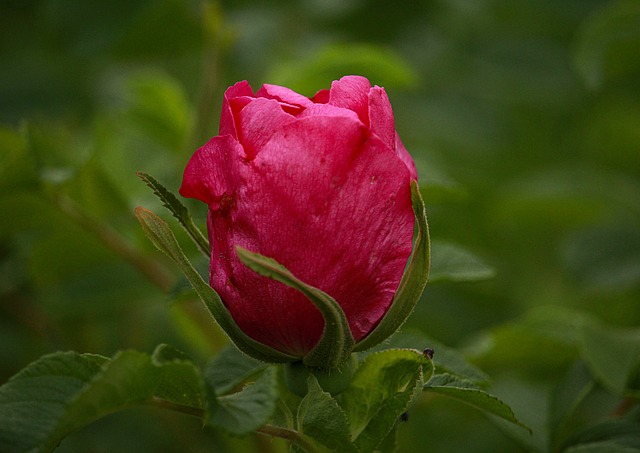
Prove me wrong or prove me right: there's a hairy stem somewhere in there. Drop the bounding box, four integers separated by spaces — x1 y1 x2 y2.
257 425 317 453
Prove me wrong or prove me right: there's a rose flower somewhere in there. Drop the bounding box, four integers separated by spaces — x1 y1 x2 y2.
180 76 423 363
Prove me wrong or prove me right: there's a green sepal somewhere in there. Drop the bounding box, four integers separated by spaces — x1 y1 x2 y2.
236 246 355 369
134 207 297 363
137 171 210 257
354 180 430 352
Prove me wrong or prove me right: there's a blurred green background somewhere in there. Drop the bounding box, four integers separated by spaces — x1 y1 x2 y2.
1 0 639 452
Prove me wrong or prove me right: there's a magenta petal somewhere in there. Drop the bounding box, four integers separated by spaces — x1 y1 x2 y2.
219 81 254 138
208 115 414 356
368 86 395 151
311 89 330 104
237 98 296 158
297 103 361 122
178 135 245 208
257 84 313 108
329 76 372 126
227 96 254 137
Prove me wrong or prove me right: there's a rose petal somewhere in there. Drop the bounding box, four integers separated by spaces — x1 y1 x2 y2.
311 89 330 104
219 81 254 138
297 103 361 123
368 86 395 151
209 115 414 355
227 96 254 136
329 75 372 126
237 98 296 159
256 84 313 109
179 135 245 208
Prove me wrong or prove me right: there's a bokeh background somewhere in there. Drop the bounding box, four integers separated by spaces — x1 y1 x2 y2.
1 0 639 451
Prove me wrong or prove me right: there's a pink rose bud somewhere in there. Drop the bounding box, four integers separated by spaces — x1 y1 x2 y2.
180 76 420 359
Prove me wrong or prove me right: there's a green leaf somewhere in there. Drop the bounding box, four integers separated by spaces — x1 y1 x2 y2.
296 376 357 453
574 0 640 89
137 172 209 256
370 330 490 386
0 346 204 453
0 352 108 453
579 321 640 396
424 374 530 432
340 348 433 452
427 373 482 390
205 366 278 436
236 246 354 369
428 240 496 283
150 344 205 408
205 345 267 395
134 207 297 363
354 181 430 352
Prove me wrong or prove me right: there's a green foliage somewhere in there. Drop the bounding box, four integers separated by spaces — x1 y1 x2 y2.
424 373 528 431
0 345 202 453
0 340 525 453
